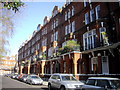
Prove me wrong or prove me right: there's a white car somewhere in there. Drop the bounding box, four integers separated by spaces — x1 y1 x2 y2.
48 73 84 90
85 77 120 90
26 74 43 85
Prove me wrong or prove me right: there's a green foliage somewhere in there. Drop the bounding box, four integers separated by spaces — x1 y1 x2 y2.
42 53 46 59
1 0 24 13
0 0 24 56
59 40 80 54
66 40 80 48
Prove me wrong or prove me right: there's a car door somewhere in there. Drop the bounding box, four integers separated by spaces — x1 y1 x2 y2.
96 79 111 90
50 75 57 88
27 76 31 83
55 75 61 88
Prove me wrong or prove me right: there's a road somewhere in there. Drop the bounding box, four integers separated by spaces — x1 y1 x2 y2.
1 76 48 90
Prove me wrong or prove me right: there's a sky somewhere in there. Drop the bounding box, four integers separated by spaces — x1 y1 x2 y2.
8 2 64 56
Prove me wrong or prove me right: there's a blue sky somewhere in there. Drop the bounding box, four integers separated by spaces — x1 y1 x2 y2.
8 2 64 56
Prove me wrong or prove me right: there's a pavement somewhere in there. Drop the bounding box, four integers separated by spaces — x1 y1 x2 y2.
2 76 48 89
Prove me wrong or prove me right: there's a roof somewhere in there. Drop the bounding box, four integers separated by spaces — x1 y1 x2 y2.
52 73 73 76
88 77 120 80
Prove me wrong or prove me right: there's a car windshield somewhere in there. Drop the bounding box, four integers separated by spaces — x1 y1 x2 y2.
61 75 77 81
31 76 39 79
110 80 120 88
23 75 28 78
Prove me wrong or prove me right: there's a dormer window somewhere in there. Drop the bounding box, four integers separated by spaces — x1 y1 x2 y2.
44 16 49 25
37 24 41 31
52 6 59 17
53 10 58 17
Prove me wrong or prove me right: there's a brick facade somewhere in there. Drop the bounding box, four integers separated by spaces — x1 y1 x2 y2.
18 2 120 79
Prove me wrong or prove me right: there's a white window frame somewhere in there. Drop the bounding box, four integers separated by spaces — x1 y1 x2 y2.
51 34 54 42
85 12 90 25
55 31 58 41
65 25 68 35
95 5 100 20
56 18 58 27
68 9 71 19
68 23 71 34
72 6 74 16
84 0 89 7
72 21 75 33
54 20 56 28
90 9 95 22
83 29 96 50
65 12 67 21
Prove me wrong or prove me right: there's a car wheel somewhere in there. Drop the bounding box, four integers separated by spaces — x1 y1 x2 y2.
48 84 51 90
30 81 32 85
60 86 66 90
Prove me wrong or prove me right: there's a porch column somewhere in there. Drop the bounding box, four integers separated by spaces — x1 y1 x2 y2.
20 65 24 74
73 61 77 75
72 52 80 79
50 61 53 74
28 61 31 74
41 61 45 75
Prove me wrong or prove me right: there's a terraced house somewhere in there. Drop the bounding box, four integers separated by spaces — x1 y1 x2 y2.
18 1 120 80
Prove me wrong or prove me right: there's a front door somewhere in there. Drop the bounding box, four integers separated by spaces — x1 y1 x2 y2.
102 56 109 74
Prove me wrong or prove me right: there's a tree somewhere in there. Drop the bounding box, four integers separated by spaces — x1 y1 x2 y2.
0 0 24 57
1 0 24 13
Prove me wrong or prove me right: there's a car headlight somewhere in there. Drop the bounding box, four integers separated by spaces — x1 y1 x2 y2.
66 84 75 88
32 80 35 83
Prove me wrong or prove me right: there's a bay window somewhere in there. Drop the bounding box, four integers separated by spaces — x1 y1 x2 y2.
83 29 97 50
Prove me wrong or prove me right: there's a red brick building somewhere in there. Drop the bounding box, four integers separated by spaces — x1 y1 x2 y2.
18 2 120 80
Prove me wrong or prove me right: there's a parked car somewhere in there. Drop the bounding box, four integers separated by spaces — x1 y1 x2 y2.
26 74 43 85
18 74 25 81
85 77 120 90
48 73 84 90
15 74 20 80
21 74 29 82
4 74 11 77
11 74 18 79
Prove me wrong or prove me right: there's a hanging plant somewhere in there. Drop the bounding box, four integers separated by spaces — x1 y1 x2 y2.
58 40 80 54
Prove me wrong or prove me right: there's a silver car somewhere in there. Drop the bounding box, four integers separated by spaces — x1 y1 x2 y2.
85 77 120 90
26 75 43 85
48 73 84 90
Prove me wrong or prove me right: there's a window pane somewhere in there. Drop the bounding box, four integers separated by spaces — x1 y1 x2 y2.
85 12 90 24
90 9 95 22
96 5 100 19
86 79 95 85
